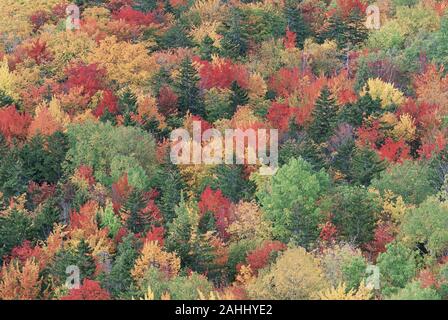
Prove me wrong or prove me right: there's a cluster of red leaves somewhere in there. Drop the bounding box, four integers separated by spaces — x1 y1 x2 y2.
319 221 338 243
8 241 41 265
418 269 439 289
93 90 119 118
267 102 293 133
26 39 53 65
197 58 249 90
0 106 32 142
378 138 410 163
112 6 157 26
198 187 234 240
364 222 395 262
61 279 111 300
157 85 179 116
243 241 286 274
336 0 367 16
269 67 302 98
356 121 382 147
74 166 96 187
144 226 165 246
283 29 297 49
398 99 440 133
64 63 107 99
69 201 98 235
419 132 447 160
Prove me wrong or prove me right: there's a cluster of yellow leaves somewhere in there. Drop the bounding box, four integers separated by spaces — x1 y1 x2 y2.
137 286 171 300
381 190 409 224
362 78 405 108
227 201 271 241
137 94 167 130
189 0 227 23
68 201 115 256
45 31 96 78
236 264 255 286
0 0 60 50
316 282 372 300
247 73 267 101
0 259 41 300
87 36 159 89
190 21 222 48
247 247 329 300
392 113 416 142
0 57 19 100
131 241 181 283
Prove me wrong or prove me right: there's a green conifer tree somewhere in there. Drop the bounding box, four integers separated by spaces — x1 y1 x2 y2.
308 86 339 143
175 57 204 117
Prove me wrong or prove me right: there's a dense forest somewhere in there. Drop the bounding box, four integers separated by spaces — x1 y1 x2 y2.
1 0 448 300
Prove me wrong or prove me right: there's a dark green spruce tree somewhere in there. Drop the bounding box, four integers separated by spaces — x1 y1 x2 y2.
308 86 339 143
220 8 249 59
230 80 249 113
284 0 311 49
175 57 204 117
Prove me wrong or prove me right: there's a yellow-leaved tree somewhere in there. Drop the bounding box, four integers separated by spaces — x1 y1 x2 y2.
317 282 372 300
131 241 181 285
247 247 329 300
361 78 405 108
86 36 159 89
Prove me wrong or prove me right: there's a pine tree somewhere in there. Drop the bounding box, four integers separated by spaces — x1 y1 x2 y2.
339 93 382 127
284 0 310 49
175 57 204 117
345 8 369 48
165 197 215 274
230 81 249 113
118 90 138 127
220 8 249 59
308 86 339 143
101 234 139 298
0 89 14 107
199 36 217 61
122 190 147 234
350 146 385 186
47 239 96 286
154 164 186 225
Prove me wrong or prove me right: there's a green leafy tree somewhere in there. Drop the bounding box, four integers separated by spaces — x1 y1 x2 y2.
371 161 436 205
377 242 418 297
0 209 34 265
399 197 448 258
47 240 96 286
256 157 330 246
20 131 68 184
65 121 157 187
389 281 441 300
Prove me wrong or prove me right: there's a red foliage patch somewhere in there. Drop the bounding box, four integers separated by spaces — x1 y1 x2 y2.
197 58 249 90
61 279 111 300
0 106 32 143
245 241 286 274
198 186 234 240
